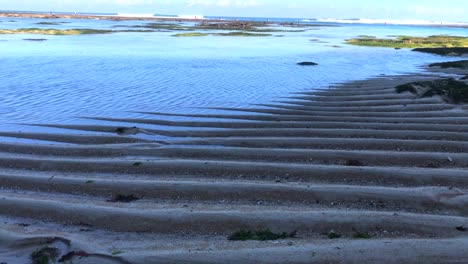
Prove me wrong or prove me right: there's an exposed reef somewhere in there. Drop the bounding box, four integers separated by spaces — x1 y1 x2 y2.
171 31 272 37
346 35 468 49
413 47 468 56
0 28 155 35
395 78 468 103
429 60 468 69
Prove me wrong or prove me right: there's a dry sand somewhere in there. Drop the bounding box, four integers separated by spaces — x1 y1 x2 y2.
1 68 468 263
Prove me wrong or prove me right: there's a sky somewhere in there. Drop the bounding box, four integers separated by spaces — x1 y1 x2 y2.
0 0 467 21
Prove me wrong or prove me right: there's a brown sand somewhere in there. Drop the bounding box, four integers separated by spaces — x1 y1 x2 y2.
0 69 468 263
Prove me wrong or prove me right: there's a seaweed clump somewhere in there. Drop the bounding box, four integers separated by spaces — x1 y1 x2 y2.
352 229 373 239
228 229 296 241
172 32 210 37
107 194 141 203
32 246 59 264
395 78 468 103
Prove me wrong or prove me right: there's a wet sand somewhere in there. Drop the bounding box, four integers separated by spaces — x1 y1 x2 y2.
1 67 468 263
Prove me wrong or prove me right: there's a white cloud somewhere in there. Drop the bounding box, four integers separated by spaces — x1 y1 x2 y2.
186 0 214 7
217 0 230 7
408 5 464 16
235 0 261 7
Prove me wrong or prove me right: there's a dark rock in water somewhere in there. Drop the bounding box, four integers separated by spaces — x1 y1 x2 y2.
413 47 468 56
23 38 47 41
461 75 468 80
297 61 318 66
394 47 401 50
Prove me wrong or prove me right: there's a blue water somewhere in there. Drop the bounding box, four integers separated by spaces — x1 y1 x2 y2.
0 17 466 127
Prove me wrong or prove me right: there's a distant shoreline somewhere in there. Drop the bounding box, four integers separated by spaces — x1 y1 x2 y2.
1 11 468 28
0 11 211 22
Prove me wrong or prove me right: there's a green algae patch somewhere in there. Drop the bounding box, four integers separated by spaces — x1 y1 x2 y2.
346 35 468 49
429 60 468 69
172 32 209 37
215 31 272 37
396 78 468 103
35 21 68 25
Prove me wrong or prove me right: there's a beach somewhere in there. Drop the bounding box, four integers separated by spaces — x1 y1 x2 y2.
1 13 468 263
1 61 468 263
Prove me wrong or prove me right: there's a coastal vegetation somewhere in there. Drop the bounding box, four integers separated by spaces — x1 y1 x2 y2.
395 78 468 103
346 35 468 49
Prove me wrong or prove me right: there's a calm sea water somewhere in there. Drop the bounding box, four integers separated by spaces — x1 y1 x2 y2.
0 17 466 129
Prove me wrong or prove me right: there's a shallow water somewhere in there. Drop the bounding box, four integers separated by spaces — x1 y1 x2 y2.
0 18 466 127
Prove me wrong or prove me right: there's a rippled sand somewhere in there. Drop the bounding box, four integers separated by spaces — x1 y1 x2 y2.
1 67 468 263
